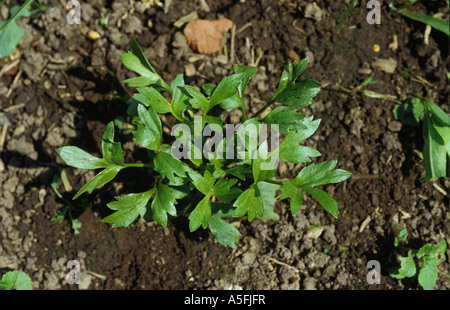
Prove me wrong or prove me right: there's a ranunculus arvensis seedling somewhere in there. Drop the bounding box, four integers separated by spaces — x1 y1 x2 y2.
58 36 351 247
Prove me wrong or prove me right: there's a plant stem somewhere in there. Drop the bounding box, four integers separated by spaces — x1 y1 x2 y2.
261 179 283 185
123 163 153 168
252 99 275 119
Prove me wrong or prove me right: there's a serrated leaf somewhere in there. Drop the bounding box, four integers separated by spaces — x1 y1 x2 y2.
423 113 447 180
189 194 212 231
73 166 122 200
393 97 424 126
188 170 215 196
417 241 447 262
273 60 309 98
153 151 187 184
261 106 306 133
133 105 162 151
280 180 303 215
279 139 321 164
57 146 108 169
303 187 338 218
292 160 352 187
102 122 124 165
225 165 251 180
233 65 258 98
149 182 178 228
171 74 190 120
257 181 280 221
209 216 241 248
212 178 242 201
137 87 171 114
0 270 33 290
274 79 321 107
103 189 155 228
389 250 417 279
232 185 263 221
184 85 209 111
209 73 244 109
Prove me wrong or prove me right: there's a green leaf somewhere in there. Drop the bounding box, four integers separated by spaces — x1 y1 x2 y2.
171 74 190 120
130 34 157 74
149 182 178 228
394 6 449 36
303 187 338 218
73 166 123 199
153 151 187 184
394 229 408 247
212 178 242 201
280 180 303 215
209 73 244 109
423 113 448 180
425 100 450 127
274 79 321 108
417 241 447 262
103 189 155 228
261 106 306 133
256 181 280 221
273 60 309 98
218 95 243 110
418 256 439 290
102 122 124 166
122 75 160 88
279 130 321 164
292 160 352 187
0 270 33 290
57 146 108 169
133 105 162 151
252 141 277 182
121 52 161 83
433 121 450 157
225 165 251 180
233 65 258 98
184 85 209 111
393 97 424 126
188 170 216 196
232 185 264 221
189 194 211 231
389 250 417 279
0 4 33 58
209 215 241 248
137 87 171 114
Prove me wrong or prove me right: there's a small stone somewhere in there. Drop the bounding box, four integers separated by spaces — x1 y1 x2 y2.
304 3 323 22
388 121 402 132
79 272 92 290
184 63 196 77
242 252 256 265
303 277 317 290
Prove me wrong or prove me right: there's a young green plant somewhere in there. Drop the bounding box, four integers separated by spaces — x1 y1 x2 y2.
57 36 352 248
389 228 447 290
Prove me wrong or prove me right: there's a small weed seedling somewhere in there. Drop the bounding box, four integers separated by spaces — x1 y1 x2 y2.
0 270 33 290
388 228 447 290
393 96 450 180
58 36 351 247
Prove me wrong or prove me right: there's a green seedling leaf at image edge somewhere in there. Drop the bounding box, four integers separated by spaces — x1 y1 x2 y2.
0 270 33 290
0 2 33 58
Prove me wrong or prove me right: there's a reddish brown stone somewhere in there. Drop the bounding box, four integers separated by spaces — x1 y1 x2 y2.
183 19 233 55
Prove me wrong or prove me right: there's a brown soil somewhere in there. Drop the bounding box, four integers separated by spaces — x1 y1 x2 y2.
0 0 449 290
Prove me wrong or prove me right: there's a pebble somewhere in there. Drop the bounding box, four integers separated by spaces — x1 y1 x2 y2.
183 19 233 54
388 120 402 132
